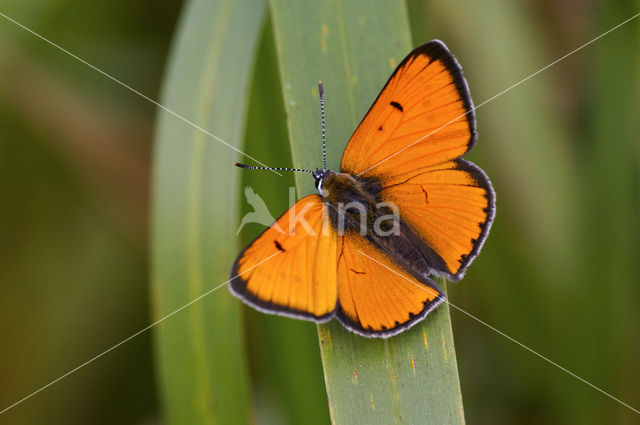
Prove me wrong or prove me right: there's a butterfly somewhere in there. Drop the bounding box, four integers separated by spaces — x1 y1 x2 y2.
231 40 495 338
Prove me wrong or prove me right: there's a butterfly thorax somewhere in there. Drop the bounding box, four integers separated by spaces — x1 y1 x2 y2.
319 171 382 234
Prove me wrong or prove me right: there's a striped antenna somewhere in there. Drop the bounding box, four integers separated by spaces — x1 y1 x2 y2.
235 82 328 178
233 162 315 175
319 81 327 171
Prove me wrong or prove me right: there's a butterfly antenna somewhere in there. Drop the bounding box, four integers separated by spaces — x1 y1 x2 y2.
233 162 315 175
319 81 327 171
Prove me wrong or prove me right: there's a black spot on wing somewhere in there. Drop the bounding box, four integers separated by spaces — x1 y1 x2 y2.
274 240 285 252
390 101 403 112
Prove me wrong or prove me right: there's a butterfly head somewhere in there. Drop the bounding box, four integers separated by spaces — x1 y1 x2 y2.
313 169 334 194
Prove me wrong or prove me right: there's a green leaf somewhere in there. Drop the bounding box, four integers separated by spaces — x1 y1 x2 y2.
269 1 465 423
150 0 265 424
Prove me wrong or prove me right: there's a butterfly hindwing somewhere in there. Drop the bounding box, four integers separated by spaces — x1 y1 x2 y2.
336 232 444 337
381 159 495 280
230 195 338 321
340 40 475 178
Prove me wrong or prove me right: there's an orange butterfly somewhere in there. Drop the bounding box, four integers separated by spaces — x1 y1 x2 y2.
231 40 495 338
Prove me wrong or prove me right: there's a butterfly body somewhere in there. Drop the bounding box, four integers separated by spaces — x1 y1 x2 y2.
319 171 381 232
319 171 436 277
231 40 495 337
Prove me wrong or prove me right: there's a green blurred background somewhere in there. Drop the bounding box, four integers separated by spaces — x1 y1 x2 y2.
0 0 638 424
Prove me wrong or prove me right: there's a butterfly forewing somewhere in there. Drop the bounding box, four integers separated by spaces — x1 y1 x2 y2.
230 195 338 321
340 40 475 178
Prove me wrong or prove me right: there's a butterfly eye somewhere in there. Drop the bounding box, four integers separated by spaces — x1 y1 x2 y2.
313 169 333 195
315 177 323 193
313 169 325 192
